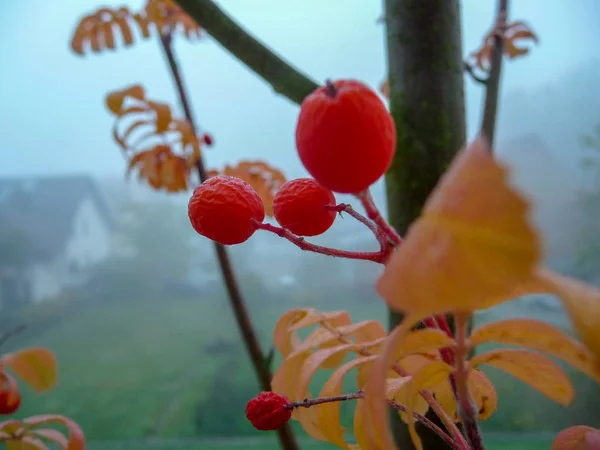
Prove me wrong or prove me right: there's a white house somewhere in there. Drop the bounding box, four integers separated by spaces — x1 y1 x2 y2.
0 175 114 308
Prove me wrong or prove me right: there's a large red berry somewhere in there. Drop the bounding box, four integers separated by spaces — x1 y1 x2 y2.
188 175 265 245
273 178 336 236
246 391 292 431
0 387 21 415
295 79 396 194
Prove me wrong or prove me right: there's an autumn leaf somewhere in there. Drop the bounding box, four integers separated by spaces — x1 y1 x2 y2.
469 20 538 72
144 0 204 39
0 415 84 450
552 426 600 450
105 85 202 193
362 314 424 450
376 137 542 317
469 348 574 405
402 361 455 450
70 7 147 55
316 357 376 449
379 79 389 99
1 348 56 392
537 268 600 368
470 318 600 381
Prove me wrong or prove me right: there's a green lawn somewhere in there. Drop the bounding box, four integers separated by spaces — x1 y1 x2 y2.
5 288 599 442
84 436 553 450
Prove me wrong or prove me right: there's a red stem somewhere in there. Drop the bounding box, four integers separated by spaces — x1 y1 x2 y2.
355 189 402 246
256 222 389 264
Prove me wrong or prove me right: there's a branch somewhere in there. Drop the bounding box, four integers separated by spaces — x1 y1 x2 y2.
173 0 319 105
0 324 26 349
480 0 509 146
463 61 488 85
158 32 300 450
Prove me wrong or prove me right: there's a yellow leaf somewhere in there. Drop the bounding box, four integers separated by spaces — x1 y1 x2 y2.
362 314 425 450
8 437 48 450
469 348 574 405
470 318 600 381
2 348 56 392
551 426 599 450
316 357 376 449
30 429 69 449
468 369 498 420
24 415 85 450
401 361 455 450
376 137 541 317
273 308 315 357
385 376 429 423
148 101 172 134
294 345 358 442
391 328 456 359
353 400 370 450
538 268 600 367
105 85 145 115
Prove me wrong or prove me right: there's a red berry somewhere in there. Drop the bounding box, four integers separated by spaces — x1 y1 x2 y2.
246 391 292 431
203 133 214 146
273 178 336 236
295 79 396 194
188 175 265 245
0 387 21 415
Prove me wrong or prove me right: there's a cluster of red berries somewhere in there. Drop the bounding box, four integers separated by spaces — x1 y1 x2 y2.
188 79 395 246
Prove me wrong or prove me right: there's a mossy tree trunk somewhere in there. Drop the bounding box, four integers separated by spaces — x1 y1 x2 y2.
383 0 467 449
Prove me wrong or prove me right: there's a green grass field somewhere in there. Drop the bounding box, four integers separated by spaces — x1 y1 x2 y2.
5 288 599 444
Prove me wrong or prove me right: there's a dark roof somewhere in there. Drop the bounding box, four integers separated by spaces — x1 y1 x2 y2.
0 175 114 262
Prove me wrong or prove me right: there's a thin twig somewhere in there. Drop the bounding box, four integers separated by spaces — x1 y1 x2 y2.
480 0 509 146
454 311 486 450
463 61 488 85
0 324 26 349
328 203 389 250
157 31 299 450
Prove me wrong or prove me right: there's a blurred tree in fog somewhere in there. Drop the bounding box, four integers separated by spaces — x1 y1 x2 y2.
573 122 600 283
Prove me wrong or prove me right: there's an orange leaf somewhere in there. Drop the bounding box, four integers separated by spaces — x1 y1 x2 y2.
379 79 389 99
315 357 376 449
376 137 541 317
468 369 498 420
469 348 574 405
469 318 600 381
537 268 600 367
552 426 600 450
105 84 145 115
147 101 172 134
362 314 425 450
24 415 85 450
1 348 56 392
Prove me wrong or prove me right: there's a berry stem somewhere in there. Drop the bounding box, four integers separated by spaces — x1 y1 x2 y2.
255 222 389 264
328 203 390 251
355 190 402 246
287 391 464 450
324 79 338 98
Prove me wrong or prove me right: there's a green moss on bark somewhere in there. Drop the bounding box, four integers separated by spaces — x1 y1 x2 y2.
383 0 466 449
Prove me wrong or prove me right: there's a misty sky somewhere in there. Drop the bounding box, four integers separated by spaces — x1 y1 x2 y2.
0 0 598 180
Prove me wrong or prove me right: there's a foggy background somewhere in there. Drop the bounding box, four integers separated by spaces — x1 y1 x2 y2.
0 1 599 449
